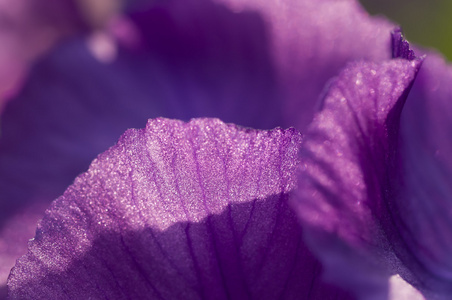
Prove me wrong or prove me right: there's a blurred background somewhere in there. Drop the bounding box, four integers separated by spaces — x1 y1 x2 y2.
360 0 452 60
1 0 452 109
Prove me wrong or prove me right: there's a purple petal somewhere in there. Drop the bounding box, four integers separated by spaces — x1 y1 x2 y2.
127 0 283 128
0 202 49 299
203 0 396 129
391 28 416 61
0 9 279 282
0 0 398 217
8 118 349 299
0 0 399 220
0 0 403 291
292 58 421 299
0 0 285 219
393 48 452 296
0 0 274 282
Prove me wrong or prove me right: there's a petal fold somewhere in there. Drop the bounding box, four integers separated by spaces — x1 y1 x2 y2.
394 47 452 297
292 58 421 299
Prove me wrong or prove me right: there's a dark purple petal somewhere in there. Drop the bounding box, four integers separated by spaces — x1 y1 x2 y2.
392 48 452 297
292 58 421 299
8 118 349 299
202 0 396 129
127 0 283 128
391 28 416 61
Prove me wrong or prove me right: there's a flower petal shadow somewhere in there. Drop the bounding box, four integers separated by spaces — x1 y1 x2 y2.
9 194 353 300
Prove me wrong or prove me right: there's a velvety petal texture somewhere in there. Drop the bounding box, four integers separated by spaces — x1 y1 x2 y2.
7 118 350 299
0 0 397 285
292 57 421 300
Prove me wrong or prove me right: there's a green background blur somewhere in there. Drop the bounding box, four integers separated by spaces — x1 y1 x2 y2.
359 0 452 60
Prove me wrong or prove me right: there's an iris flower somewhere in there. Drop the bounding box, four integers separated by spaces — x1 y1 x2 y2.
0 0 451 299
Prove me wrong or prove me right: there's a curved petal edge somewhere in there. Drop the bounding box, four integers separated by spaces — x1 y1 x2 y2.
292 58 421 300
7 118 322 299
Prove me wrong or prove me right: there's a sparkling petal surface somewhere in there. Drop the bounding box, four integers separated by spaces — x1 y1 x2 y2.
0 1 280 284
292 58 421 300
0 0 398 286
8 118 350 299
